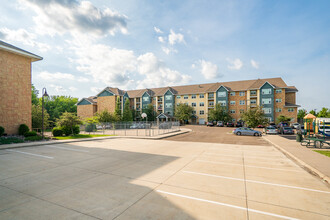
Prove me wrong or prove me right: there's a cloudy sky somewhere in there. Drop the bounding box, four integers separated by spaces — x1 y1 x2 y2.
1 0 329 111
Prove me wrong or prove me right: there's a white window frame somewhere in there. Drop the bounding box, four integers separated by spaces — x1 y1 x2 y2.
239 91 245 96
276 99 282 103
199 102 204 107
239 100 245 105
209 102 214 106
276 89 282 93
250 99 257 104
276 108 282 112
263 108 272 114
230 109 236 114
191 94 197 99
230 92 235 96
199 94 204 98
184 95 188 99
199 110 204 115
262 88 272 95
218 91 226 97
218 100 226 106
176 96 181 99
230 101 236 105
288 108 294 112
250 90 257 95
192 103 196 107
143 96 149 102
165 103 173 108
262 98 271 105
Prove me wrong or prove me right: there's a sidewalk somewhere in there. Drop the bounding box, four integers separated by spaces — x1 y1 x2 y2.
263 135 330 184
0 128 191 150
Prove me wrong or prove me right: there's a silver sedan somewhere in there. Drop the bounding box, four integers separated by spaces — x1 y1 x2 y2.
265 126 278 135
234 127 262 136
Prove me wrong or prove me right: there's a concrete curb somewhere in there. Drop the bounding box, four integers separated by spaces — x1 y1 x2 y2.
0 129 192 150
263 136 330 185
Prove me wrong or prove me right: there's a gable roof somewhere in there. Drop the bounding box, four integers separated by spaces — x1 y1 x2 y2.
0 40 43 62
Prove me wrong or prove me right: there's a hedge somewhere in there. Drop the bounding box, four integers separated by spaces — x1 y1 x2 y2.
0 126 4 136
24 131 37 137
18 124 29 136
52 128 63 137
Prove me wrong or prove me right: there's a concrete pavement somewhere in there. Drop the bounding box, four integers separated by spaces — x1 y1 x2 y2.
1 138 329 219
263 134 330 184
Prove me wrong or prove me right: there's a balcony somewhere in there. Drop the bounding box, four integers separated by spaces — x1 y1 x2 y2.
158 106 163 110
208 97 214 100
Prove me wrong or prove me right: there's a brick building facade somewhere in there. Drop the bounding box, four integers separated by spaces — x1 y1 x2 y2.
0 41 42 134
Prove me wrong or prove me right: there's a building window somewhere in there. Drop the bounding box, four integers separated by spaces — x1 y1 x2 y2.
208 93 214 98
230 101 236 105
199 102 204 107
192 110 196 114
250 99 257 104
239 91 245 96
230 92 235 96
184 95 188 99
262 98 271 105
165 103 173 108
209 101 214 106
262 88 272 95
192 103 196 107
250 90 257 96
230 110 236 114
276 89 282 93
218 100 226 106
176 96 181 99
263 108 272 114
240 109 244 113
218 91 226 97
239 100 245 105
143 96 149 101
192 94 197 99
276 108 282 112
165 95 172 100
276 99 282 103
199 110 204 115
199 94 204 98
266 117 272 122
288 108 294 112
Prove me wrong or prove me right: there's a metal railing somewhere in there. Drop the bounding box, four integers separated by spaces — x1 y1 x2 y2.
79 121 180 137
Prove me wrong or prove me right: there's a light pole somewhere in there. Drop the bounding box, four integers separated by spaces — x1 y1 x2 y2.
42 87 49 139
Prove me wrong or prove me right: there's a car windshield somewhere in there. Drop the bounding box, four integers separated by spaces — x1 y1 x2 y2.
266 126 275 129
284 127 292 130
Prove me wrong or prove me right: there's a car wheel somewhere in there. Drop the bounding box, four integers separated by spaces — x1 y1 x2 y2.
236 132 241 136
254 133 258 136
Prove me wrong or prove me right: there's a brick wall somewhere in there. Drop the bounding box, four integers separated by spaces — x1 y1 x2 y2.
228 91 247 121
97 96 116 113
77 105 96 119
0 50 32 134
274 89 286 121
285 92 296 104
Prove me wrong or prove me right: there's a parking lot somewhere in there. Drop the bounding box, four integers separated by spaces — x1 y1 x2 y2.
1 136 329 219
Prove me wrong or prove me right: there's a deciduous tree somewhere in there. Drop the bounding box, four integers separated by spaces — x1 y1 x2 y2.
122 98 133 122
241 106 268 128
56 112 82 135
174 103 193 123
208 104 232 122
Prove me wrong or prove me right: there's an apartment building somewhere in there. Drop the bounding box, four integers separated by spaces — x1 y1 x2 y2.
77 77 299 124
0 40 42 134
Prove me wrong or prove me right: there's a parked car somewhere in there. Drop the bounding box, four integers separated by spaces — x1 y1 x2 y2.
279 126 294 135
269 122 276 127
265 126 277 135
206 122 214 127
257 124 265 128
291 123 300 129
227 122 234 127
277 122 289 129
234 127 262 136
235 121 243 127
216 121 224 127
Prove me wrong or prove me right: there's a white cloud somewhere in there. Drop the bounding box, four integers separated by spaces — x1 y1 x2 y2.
0 27 51 52
168 29 185 45
90 87 103 94
50 84 67 92
20 0 127 37
251 59 259 69
199 60 221 80
154 27 163 34
161 46 177 55
69 86 77 92
39 71 75 80
136 53 190 88
158 36 165 43
227 58 243 70
77 77 90 82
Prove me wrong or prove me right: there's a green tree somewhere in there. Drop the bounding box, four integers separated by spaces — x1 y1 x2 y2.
56 112 82 135
122 98 133 122
317 107 330 118
276 115 292 124
142 104 156 121
32 104 50 129
208 104 232 122
114 97 122 120
241 106 268 128
31 84 39 105
97 110 118 123
131 108 137 121
41 96 78 127
297 109 307 120
174 103 194 123
309 109 317 116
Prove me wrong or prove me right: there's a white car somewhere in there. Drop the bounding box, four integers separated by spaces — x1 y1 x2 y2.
291 123 300 129
265 126 277 135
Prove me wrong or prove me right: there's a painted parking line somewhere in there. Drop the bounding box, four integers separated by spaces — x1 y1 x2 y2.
196 160 304 172
157 190 299 220
6 149 54 159
183 171 330 194
204 153 286 160
43 145 89 153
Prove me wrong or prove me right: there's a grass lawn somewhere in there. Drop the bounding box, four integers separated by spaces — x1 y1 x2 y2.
55 134 113 140
314 150 330 157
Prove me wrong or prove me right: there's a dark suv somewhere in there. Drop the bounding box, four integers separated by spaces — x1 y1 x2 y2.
279 126 294 135
235 121 243 127
227 122 234 127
